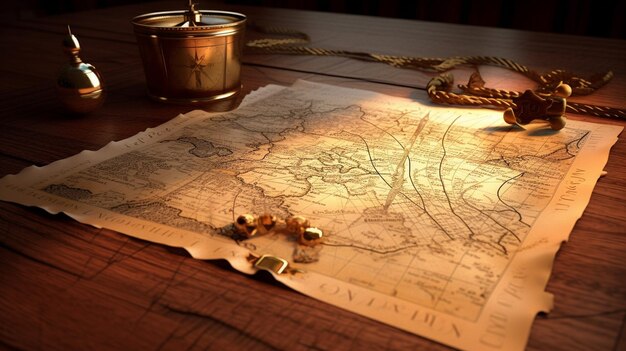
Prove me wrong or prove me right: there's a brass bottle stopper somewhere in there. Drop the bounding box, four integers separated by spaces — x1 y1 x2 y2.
57 25 104 114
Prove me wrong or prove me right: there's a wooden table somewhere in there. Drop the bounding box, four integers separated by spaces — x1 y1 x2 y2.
1 2 625 350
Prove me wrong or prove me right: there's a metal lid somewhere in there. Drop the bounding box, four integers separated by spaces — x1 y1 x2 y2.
131 1 245 36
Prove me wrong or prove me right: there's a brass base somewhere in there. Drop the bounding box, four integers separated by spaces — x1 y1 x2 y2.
147 86 242 105
58 87 105 114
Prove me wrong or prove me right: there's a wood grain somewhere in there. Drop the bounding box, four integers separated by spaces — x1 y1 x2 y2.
0 1 625 350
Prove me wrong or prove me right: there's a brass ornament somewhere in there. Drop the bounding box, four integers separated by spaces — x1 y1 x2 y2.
234 214 258 237
504 84 570 130
285 215 311 236
257 213 277 234
253 254 289 274
231 213 323 246
57 26 104 114
231 213 325 267
299 227 324 246
248 253 306 275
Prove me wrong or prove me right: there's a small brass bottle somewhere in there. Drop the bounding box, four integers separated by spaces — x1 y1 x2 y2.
57 26 104 114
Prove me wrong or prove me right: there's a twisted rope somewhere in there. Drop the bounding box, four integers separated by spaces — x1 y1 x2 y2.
246 26 626 120
427 74 515 109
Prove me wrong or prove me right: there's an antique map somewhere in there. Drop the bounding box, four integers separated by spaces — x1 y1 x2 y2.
0 81 621 350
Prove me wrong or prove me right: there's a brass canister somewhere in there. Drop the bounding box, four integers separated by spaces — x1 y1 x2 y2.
132 3 246 104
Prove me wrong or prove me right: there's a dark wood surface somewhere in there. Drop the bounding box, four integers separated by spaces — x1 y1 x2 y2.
1 2 625 350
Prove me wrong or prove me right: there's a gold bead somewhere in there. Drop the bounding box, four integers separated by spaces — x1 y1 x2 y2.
554 83 572 98
503 108 517 125
549 116 566 130
299 227 323 246
257 213 277 234
235 214 257 238
285 216 310 236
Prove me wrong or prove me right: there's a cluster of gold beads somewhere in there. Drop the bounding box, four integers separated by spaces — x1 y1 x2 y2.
234 214 324 246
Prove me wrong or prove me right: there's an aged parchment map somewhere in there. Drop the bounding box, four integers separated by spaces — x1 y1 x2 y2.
0 81 621 351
